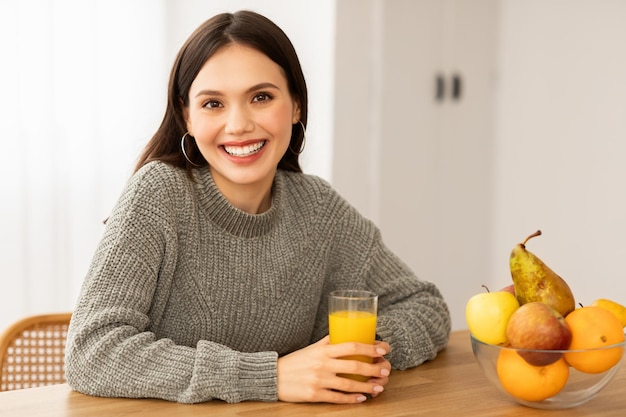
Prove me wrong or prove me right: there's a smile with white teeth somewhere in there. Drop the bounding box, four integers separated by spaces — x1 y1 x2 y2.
223 140 266 157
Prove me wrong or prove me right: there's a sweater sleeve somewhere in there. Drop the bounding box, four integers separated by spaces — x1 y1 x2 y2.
65 163 278 403
365 233 452 370
321 187 451 370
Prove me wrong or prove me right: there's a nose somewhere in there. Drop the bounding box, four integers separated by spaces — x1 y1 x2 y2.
224 105 254 135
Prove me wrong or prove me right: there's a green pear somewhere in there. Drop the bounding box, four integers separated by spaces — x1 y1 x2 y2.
509 230 575 317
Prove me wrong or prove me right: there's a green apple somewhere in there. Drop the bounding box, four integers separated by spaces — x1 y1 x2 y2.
466 290 520 345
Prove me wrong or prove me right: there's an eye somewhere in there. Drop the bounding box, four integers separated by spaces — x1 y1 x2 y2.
203 99 223 109
252 92 273 103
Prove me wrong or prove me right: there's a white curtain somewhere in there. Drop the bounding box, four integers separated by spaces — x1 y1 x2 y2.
0 0 168 331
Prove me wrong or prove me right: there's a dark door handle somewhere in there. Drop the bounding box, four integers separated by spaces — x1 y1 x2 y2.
435 74 445 101
452 74 462 100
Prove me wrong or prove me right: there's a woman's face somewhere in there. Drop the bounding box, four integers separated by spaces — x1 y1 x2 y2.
184 43 300 202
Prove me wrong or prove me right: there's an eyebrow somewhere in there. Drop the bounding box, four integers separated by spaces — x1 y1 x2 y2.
194 82 281 98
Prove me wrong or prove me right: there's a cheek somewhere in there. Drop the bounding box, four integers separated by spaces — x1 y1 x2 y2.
191 119 219 143
264 105 297 136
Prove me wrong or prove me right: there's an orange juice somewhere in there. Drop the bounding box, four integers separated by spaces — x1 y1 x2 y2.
328 310 377 381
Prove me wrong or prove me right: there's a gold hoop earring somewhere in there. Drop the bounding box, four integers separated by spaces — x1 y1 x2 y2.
181 132 201 166
289 121 307 155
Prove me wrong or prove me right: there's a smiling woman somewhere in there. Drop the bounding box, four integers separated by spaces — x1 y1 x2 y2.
63 8 451 406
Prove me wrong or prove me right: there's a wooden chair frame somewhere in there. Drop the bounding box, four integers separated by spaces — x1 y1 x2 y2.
0 312 72 392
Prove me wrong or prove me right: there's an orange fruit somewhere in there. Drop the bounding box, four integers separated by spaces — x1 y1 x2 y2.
591 298 626 327
497 348 569 402
564 306 625 374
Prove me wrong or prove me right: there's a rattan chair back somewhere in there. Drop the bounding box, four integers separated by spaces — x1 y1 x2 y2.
0 312 72 391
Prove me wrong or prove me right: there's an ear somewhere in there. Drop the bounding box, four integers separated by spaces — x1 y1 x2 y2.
181 100 193 135
292 99 301 124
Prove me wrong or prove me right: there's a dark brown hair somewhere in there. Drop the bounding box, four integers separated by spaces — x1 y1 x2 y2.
134 10 308 175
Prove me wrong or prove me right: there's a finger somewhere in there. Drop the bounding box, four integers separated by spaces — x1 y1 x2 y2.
374 340 391 354
372 356 392 374
334 361 389 382
367 374 390 387
367 360 391 381
368 360 391 397
319 389 369 404
330 373 383 395
327 342 389 359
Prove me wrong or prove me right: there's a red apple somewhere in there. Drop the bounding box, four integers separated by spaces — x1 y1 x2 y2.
499 284 515 296
505 302 572 366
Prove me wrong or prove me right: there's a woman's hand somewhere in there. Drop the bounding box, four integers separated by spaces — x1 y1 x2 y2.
276 336 391 403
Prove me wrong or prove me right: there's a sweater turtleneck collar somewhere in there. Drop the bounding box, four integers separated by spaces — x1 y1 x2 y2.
193 167 283 238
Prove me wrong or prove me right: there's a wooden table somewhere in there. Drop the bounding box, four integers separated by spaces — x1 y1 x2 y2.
1 330 624 416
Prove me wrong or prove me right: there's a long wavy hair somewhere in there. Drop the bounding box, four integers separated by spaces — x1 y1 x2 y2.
134 10 308 175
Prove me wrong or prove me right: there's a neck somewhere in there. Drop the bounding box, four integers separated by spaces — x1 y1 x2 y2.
211 170 274 214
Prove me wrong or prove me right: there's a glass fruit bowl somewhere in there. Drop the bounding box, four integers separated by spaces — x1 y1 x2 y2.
471 334 625 409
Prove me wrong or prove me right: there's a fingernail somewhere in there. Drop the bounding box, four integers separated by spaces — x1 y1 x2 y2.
357 395 367 402
373 385 384 393
376 348 386 355
380 368 390 376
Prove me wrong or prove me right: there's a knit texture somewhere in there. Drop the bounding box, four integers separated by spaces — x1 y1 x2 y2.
65 161 451 403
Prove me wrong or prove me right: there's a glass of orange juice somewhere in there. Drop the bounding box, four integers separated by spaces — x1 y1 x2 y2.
328 290 378 381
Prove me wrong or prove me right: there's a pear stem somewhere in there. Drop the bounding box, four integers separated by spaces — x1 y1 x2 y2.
522 230 542 246
481 285 491 293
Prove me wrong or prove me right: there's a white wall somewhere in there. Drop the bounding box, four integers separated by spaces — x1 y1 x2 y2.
490 0 626 308
333 0 626 330
333 0 499 331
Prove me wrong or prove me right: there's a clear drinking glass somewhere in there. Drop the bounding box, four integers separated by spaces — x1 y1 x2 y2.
328 290 378 381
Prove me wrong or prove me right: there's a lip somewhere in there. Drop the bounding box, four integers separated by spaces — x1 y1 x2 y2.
220 139 267 164
221 139 265 147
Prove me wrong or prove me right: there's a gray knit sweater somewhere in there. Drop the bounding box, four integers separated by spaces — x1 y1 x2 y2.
65 161 450 404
